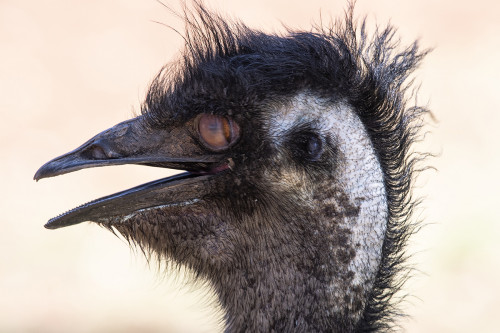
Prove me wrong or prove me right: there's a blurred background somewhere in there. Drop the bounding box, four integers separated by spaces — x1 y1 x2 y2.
1 0 499 332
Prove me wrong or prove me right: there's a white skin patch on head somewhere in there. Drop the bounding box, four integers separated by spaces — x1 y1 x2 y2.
266 92 388 309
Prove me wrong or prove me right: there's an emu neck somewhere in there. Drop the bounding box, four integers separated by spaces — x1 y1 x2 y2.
215 247 361 332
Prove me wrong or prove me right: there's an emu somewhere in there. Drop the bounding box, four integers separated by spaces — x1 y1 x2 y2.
35 3 427 332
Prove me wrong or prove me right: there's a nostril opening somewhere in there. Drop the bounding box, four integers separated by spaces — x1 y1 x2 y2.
89 145 108 160
82 140 123 160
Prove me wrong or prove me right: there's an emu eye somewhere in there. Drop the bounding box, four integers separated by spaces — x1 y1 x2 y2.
197 114 240 150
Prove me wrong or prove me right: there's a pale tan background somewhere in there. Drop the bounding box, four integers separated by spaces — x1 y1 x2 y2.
1 0 499 332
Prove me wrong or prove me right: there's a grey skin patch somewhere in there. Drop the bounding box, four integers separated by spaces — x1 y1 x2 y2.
265 92 388 321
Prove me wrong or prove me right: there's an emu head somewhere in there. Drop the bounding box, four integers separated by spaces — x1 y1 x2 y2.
35 4 427 332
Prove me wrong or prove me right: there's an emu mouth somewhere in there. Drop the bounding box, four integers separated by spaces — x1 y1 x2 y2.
34 117 231 230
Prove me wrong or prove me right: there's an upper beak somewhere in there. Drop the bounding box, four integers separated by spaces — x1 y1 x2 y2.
35 116 227 230
35 116 217 181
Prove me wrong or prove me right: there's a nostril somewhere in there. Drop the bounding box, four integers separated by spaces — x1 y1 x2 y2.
89 145 107 160
84 141 122 160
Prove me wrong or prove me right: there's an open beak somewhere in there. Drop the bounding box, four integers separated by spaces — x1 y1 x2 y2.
35 116 230 230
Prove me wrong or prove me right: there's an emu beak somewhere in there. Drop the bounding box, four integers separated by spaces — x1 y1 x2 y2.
35 116 229 230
